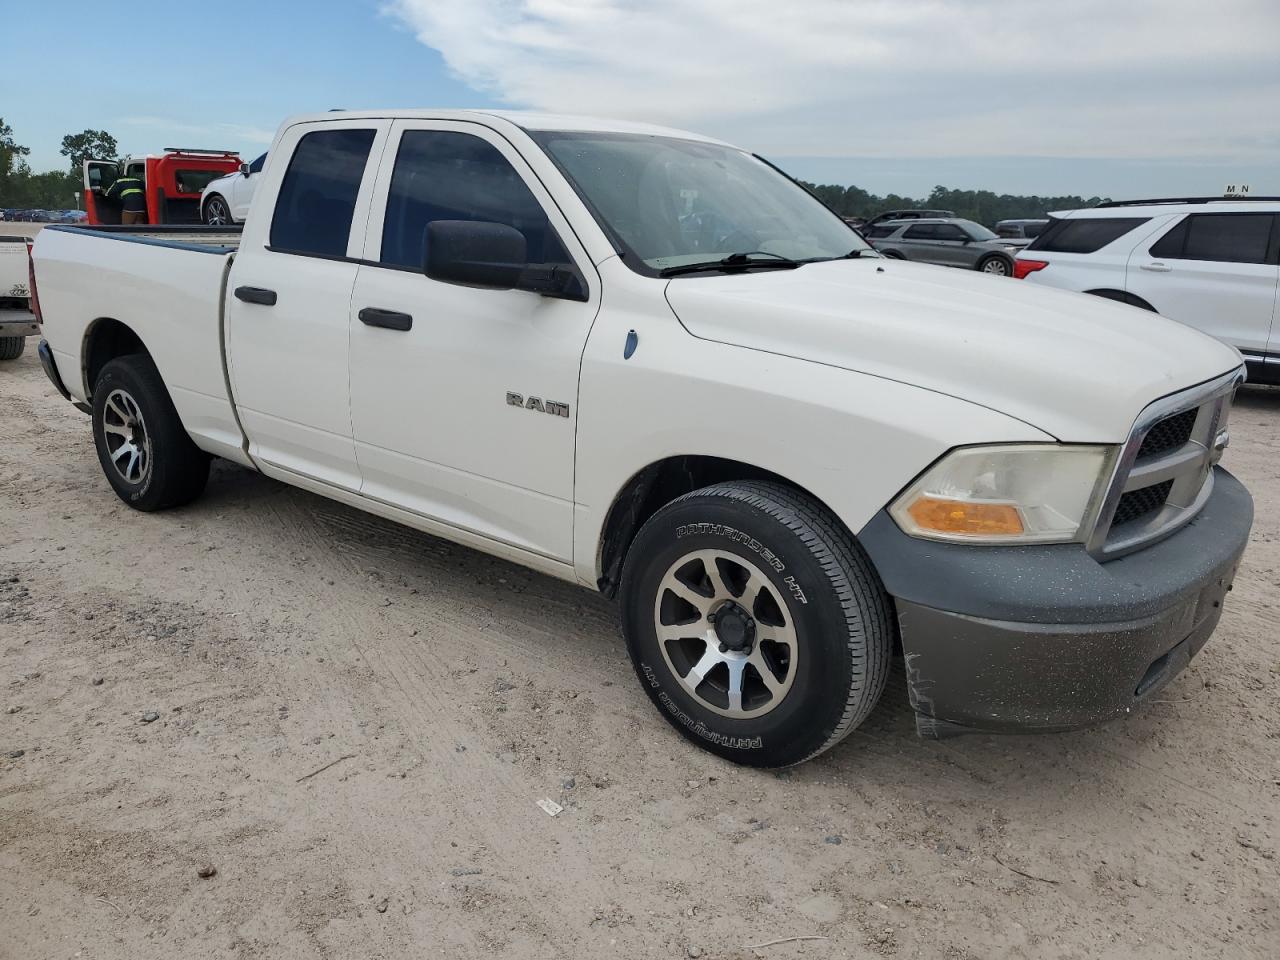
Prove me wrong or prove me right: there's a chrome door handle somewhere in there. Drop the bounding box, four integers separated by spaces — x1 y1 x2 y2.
1140 262 1172 273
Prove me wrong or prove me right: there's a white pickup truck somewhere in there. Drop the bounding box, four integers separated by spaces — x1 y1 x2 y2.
31 110 1252 766
1 235 38 360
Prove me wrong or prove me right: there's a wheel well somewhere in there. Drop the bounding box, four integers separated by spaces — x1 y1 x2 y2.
83 318 148 398
596 455 828 598
1085 288 1156 312
202 193 224 214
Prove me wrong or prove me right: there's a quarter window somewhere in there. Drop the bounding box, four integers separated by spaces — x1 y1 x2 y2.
270 128 376 258
1027 217 1149 254
1149 214 1274 264
380 130 568 270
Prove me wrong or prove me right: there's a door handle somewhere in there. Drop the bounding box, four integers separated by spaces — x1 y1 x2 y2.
1140 262 1172 273
358 307 413 332
234 285 277 305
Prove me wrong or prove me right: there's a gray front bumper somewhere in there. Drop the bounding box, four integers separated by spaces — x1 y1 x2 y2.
858 467 1252 736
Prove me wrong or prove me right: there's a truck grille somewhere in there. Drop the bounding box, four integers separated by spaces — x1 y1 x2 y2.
1137 408 1197 458
1087 370 1241 558
1112 480 1174 527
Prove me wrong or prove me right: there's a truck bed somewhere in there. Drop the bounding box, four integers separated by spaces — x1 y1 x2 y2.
44 224 242 252
33 222 249 465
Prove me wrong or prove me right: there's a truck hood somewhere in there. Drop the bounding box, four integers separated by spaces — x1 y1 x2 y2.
663 258 1243 441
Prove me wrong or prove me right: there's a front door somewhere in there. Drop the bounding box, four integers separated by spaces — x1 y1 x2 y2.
347 120 599 561
1127 212 1279 354
82 159 119 224
225 119 388 491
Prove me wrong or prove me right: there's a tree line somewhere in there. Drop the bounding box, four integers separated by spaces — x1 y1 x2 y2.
797 181 1110 225
1 118 118 209
3 116 1109 222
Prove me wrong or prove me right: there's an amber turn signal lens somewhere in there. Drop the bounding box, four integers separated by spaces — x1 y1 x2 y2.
905 497 1025 536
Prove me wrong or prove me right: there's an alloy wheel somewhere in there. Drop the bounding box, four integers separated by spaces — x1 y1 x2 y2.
653 549 799 719
101 388 151 485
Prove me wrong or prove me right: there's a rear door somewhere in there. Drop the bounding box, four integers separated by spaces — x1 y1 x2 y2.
897 222 938 262
225 119 389 491
1127 212 1279 354
346 119 599 561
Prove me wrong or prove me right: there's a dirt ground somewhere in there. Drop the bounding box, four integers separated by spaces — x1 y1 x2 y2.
1 344 1277 960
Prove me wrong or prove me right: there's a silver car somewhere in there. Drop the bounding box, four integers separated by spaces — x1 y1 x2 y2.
868 218 1024 276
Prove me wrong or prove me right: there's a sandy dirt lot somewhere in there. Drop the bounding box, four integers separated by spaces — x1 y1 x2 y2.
1 345 1277 960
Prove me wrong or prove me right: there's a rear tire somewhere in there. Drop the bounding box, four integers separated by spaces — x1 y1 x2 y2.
0 336 24 361
203 196 232 226
619 481 893 767
91 354 210 511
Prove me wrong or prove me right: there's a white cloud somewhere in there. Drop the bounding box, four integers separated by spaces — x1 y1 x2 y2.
120 116 276 146
384 0 1280 163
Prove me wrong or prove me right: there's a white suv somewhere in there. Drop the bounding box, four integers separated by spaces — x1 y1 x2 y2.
1014 199 1280 382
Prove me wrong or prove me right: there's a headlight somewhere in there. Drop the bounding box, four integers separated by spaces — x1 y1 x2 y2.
889 444 1114 544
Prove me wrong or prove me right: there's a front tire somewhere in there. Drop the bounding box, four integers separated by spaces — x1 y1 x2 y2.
619 481 893 767
203 196 232 225
91 355 210 511
978 255 1011 276
0 336 24 361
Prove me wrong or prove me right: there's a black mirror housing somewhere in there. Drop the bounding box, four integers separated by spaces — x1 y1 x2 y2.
425 220 527 290
240 162 251 177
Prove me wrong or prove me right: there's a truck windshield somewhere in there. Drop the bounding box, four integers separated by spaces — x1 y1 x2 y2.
531 131 868 275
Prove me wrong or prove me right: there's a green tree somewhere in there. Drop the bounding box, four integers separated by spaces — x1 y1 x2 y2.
0 117 32 195
59 129 118 172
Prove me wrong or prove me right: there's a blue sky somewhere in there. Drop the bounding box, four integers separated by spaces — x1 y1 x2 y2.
7 0 1278 199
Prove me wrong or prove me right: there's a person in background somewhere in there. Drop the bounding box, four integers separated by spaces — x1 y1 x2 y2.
103 173 147 224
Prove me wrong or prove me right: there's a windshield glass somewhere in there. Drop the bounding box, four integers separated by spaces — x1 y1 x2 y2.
957 219 999 241
531 131 868 273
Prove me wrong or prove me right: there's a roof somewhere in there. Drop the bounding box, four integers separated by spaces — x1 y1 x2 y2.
1050 199 1280 219
277 109 728 145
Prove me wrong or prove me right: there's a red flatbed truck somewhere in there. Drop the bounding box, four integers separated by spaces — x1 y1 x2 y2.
82 149 241 225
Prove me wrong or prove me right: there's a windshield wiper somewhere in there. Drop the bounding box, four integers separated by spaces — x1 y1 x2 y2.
659 251 801 277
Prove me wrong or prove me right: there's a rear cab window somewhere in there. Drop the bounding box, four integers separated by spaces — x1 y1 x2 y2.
269 128 377 258
1027 217 1150 254
1148 213 1276 264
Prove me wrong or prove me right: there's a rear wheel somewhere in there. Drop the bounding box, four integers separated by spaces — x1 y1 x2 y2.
203 196 232 225
91 354 210 511
0 336 24 361
619 481 893 767
978 255 1011 276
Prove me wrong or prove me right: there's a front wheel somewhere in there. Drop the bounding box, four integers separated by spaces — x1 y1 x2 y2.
91 354 210 511
619 481 893 767
203 196 232 225
0 336 24 361
978 255 1011 276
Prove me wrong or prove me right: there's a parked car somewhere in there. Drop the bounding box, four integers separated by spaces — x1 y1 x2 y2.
995 218 1049 243
1014 197 1280 382
201 152 267 224
31 110 1251 766
1 236 38 361
870 217 1023 275
861 208 955 231
83 149 243 225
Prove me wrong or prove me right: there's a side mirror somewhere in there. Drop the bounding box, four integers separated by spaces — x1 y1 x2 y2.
424 220 588 300
240 162 251 177
425 220 527 289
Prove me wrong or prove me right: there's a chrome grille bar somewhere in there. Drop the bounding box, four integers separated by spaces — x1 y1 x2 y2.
1086 367 1243 559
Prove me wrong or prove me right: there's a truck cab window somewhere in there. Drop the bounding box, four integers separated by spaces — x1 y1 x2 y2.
380 130 568 271
270 128 376 258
